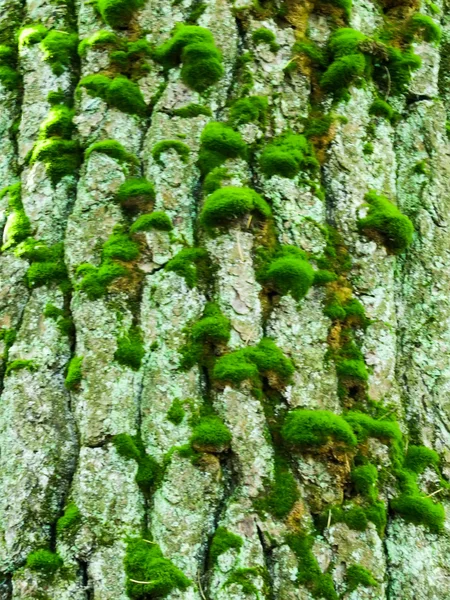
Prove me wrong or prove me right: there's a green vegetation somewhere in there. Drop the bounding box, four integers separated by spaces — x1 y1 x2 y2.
172 103 212 118
369 98 395 121
154 24 224 93
258 245 315 301
351 464 378 500
167 399 186 425
336 358 368 381
165 247 209 288
229 96 268 127
124 538 191 598
203 167 231 195
22 241 68 288
198 122 247 175
5 359 37 376
259 133 317 179
131 212 173 233
346 565 377 592
30 138 80 185
357 190 414 254
0 183 31 250
256 457 299 518
41 30 78 75
39 104 75 139
152 140 190 165
19 24 48 47
102 230 140 261
114 433 160 494
407 14 441 44
116 178 155 213
78 30 119 57
77 261 128 300
404 445 439 474
95 0 145 28
224 568 261 596
84 140 138 165
344 411 401 443
390 493 445 532
44 303 73 335
282 410 357 449
190 416 232 452
209 527 243 565
114 326 144 370
213 338 294 389
0 45 19 90
200 186 271 228
65 356 83 390
26 550 62 574
56 502 82 536
252 28 279 52
79 74 147 116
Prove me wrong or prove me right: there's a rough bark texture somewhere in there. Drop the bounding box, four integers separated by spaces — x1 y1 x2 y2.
1 0 450 598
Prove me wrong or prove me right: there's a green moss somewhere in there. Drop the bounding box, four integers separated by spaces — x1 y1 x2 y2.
382 46 421 95
407 14 441 44
102 231 140 261
391 493 445 532
369 98 394 121
114 433 161 494
131 212 173 233
200 186 271 229
203 167 231 195
209 527 243 565
165 247 209 288
113 433 142 461
351 464 378 500
30 138 80 184
191 416 232 451
115 326 144 370
5 359 37 376
26 550 62 575
224 568 261 596
39 105 74 139
0 183 31 250
336 358 368 381
79 74 147 116
167 399 186 425
152 140 190 165
154 24 224 93
116 178 155 213
65 356 83 390
252 27 279 52
256 457 299 518
24 242 68 288
84 139 138 165
19 24 48 47
282 409 357 450
363 142 374 155
358 190 414 254
198 122 247 175
346 565 377 591
303 114 334 138
213 338 294 389
259 245 315 301
321 53 366 96
344 411 402 443
41 30 78 76
404 445 439 474
77 261 128 299
124 538 191 598
259 133 317 179
229 96 268 127
95 0 145 28
0 44 16 67
293 40 327 67
172 103 212 118
56 502 81 536
0 44 20 90
78 30 119 57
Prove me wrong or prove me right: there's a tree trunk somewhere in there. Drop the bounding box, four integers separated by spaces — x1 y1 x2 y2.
1 0 450 598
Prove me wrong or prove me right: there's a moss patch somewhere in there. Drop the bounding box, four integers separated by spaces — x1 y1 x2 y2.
209 527 243 565
95 0 145 28
200 186 271 229
131 212 173 233
282 409 357 450
259 133 318 179
0 183 31 250
167 399 186 425
26 550 62 575
346 564 377 592
79 74 147 116
114 433 160 495
258 245 315 301
115 326 144 370
65 356 83 390
152 140 190 165
198 122 247 175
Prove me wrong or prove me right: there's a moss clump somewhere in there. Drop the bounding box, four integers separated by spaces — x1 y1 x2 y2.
345 411 401 443
321 53 366 96
224 568 262 596
114 434 160 494
203 167 231 195
209 527 243 565
65 356 83 390
346 565 377 591
56 502 81 536
26 550 62 574
152 140 190 165
369 98 394 121
84 139 138 165
259 246 315 301
257 458 299 519
19 24 48 47
39 105 75 139
198 122 247 175
154 24 224 93
259 133 317 179
390 493 445 532
200 186 271 229
30 138 80 185
24 241 68 288
131 212 173 233
252 28 279 52
351 464 378 500
0 183 31 250
124 538 191 598
406 14 441 44
404 445 439 474
41 30 78 75
336 358 368 381
78 30 119 57
282 409 357 450
213 338 294 389
167 399 185 425
114 326 144 370
95 0 145 28
165 248 209 288
116 178 155 213
77 262 128 300
358 190 414 254
102 230 140 261
0 45 20 90
172 103 212 118
79 74 147 116
229 95 268 127
191 416 232 452
5 359 37 376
